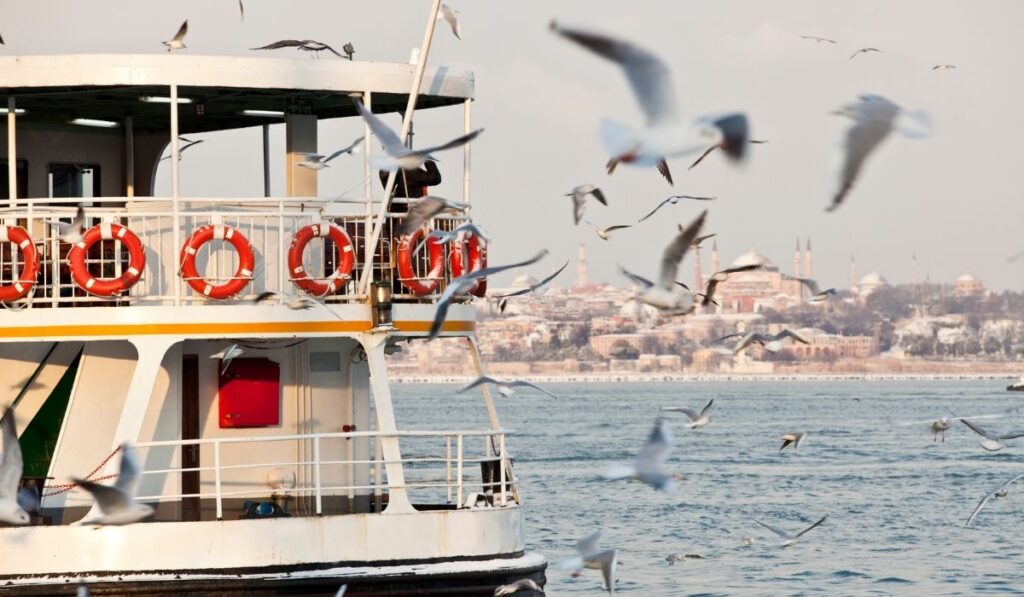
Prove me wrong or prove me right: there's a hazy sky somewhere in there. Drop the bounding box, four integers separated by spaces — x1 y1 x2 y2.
6 1 1024 290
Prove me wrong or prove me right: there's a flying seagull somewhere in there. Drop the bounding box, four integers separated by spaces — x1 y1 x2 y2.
662 399 713 429
898 410 1014 443
48 204 86 244
437 4 462 40
966 473 1024 527
753 515 827 547
355 99 483 171
400 196 469 236
932 64 956 71
253 291 345 319
849 47 881 59
637 194 716 223
701 262 764 307
551 22 750 177
607 156 674 185
605 418 684 492
0 407 33 525
784 276 837 301
494 260 569 313
958 418 1024 452
567 185 607 225
710 333 743 345
584 219 631 241
428 221 490 245
429 250 548 340
620 210 706 314
688 139 768 170
494 579 543 596
238 0 244 21
780 431 807 451
733 329 811 354
560 531 618 595
159 137 204 162
801 35 837 44
457 375 556 398
0 34 5 45
163 20 188 52
210 343 244 375
74 443 155 525
296 137 364 170
251 39 343 58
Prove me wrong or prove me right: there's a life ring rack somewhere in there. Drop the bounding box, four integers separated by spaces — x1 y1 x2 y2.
396 228 445 296
0 225 40 303
288 222 355 296
448 232 488 297
179 224 255 300
68 223 147 297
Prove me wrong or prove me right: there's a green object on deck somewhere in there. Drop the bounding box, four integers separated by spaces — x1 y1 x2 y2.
20 353 81 478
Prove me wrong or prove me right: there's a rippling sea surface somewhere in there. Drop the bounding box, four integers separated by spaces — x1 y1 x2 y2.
394 380 1024 595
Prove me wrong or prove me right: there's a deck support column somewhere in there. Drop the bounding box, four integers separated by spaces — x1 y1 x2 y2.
362 333 414 514
7 97 16 205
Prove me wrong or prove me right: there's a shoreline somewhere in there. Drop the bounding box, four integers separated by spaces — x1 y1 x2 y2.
392 372 1023 384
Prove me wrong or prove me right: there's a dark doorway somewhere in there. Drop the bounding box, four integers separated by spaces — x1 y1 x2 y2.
181 354 200 521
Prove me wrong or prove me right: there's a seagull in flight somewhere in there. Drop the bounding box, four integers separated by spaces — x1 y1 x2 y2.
428 221 489 245
429 251 548 340
251 39 343 58
74 443 155 525
801 35 837 44
637 194 716 223
958 418 1024 452
849 47 881 60
701 262 764 307
494 579 543 596
932 64 956 70
605 418 684 492
567 185 607 225
355 99 482 171
583 219 631 241
210 343 244 375
163 20 189 52
785 276 837 302
753 515 827 547
551 22 750 177
607 156 674 185
1 407 34 525
437 4 462 40
493 260 569 313
560 531 619 594
48 204 86 244
662 399 713 429
457 375 556 398
897 410 1014 443
966 473 1024 527
688 139 768 170
779 431 808 451
620 210 706 314
296 137 364 170
826 94 929 211
399 196 469 236
253 291 345 319
238 0 245 21
733 329 811 354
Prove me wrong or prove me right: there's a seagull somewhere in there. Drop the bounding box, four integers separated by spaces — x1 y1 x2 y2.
48 204 86 244
702 263 765 307
637 194 716 223
567 185 607 226
238 0 244 21
662 399 713 429
437 4 462 40
753 515 827 547
399 196 469 236
0 33 5 45
1 407 33 525
849 47 881 60
494 579 543 596
253 291 344 319
898 410 1014 443
620 210 706 314
605 418 684 492
551 22 750 176
74 443 155 525
296 137 364 170
828 95 907 211
428 221 490 245
494 260 569 313
163 20 189 52
965 473 1024 527
607 156 674 185
710 333 743 345
159 137 204 161
457 375 557 398
691 233 716 249
429 250 548 340
665 553 706 565
560 531 618 594
584 219 631 241
785 276 837 301
688 139 768 170
932 64 956 70
210 343 244 375
801 35 837 44
355 99 483 172
958 418 1024 452
780 431 807 451
733 329 811 354
251 39 343 58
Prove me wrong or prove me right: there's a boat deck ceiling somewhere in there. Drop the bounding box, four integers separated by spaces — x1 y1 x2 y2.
0 55 473 134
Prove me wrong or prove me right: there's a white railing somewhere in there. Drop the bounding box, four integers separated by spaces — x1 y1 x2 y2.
0 196 468 308
133 428 515 520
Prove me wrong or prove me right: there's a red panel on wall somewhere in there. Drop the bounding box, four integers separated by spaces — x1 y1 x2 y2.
218 358 281 428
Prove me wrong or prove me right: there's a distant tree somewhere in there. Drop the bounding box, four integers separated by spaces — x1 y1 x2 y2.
609 339 640 360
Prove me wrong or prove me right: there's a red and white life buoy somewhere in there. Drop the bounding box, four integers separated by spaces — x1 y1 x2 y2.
179 225 255 300
0 226 39 303
396 228 445 296
288 222 355 296
448 233 488 297
68 223 147 297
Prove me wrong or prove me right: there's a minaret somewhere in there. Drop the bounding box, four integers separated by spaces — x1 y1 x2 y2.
793 238 801 278
577 243 588 288
804 238 813 279
710 239 719 274
849 254 857 289
911 252 918 285
694 245 703 291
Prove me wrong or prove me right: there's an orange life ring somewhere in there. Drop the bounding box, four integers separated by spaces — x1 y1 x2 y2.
179 225 255 300
68 223 147 297
396 229 445 296
448 233 488 297
0 226 39 303
288 222 355 296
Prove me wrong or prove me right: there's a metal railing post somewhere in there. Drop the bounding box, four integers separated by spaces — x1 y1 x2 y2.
213 440 223 520
445 434 452 504
313 435 323 515
169 84 182 306
499 433 507 506
456 433 463 508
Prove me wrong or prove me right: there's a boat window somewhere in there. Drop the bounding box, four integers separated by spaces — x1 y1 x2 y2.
0 159 28 199
48 163 101 199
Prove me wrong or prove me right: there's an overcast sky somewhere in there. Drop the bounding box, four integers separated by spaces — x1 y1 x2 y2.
6 1 1024 290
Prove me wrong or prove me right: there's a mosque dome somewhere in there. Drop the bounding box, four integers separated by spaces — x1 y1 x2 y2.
859 272 888 286
956 273 978 283
729 249 775 270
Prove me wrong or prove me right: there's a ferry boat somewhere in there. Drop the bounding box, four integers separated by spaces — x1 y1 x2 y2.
0 41 545 595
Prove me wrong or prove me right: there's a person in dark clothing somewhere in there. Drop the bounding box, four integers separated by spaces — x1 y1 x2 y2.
378 160 441 211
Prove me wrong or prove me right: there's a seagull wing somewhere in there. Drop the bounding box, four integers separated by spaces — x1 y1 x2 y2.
706 113 750 161
688 145 719 170
576 530 602 556
354 100 406 156
662 406 700 421
995 430 1024 441
412 129 484 158
960 418 994 440
637 197 672 223
456 376 499 394
620 266 654 289
656 159 674 185
966 490 997 527
777 328 811 345
322 136 365 163
551 22 678 127
509 380 557 398
699 399 714 418
635 418 673 475
603 225 632 235
827 98 898 211
658 210 707 290
253 291 281 304
589 187 608 206
252 40 305 50
794 515 827 539
753 519 791 540
400 197 447 235
591 549 618 593
441 5 462 40
710 333 742 344
733 333 759 354
0 409 23 501
318 42 344 58
74 478 131 515
492 261 568 298
172 20 188 43
113 443 142 498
